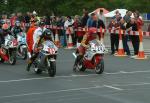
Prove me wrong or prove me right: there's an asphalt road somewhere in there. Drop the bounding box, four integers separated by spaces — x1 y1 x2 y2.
0 48 150 103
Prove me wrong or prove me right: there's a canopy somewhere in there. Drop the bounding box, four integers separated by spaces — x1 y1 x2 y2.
104 9 127 17
89 8 109 15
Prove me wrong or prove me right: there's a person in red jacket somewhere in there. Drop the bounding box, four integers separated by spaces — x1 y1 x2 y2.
73 27 99 70
26 22 37 57
134 11 144 30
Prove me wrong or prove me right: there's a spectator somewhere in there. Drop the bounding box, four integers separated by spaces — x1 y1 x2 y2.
73 15 82 47
120 18 130 56
86 13 95 28
97 9 106 26
108 18 120 55
64 16 74 46
126 18 139 57
24 12 31 32
148 24 150 32
133 11 144 30
10 13 17 29
81 8 89 27
123 11 132 25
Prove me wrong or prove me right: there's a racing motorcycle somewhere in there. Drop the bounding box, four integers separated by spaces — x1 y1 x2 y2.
32 40 58 77
73 39 105 74
17 32 27 60
0 35 18 65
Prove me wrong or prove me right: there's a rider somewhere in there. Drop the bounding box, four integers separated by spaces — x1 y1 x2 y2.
26 21 53 71
11 21 23 38
0 24 12 48
73 27 100 70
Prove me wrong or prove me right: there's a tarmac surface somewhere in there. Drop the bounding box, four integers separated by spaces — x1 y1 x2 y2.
0 47 150 103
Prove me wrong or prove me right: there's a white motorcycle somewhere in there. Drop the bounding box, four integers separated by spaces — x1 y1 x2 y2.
0 35 18 65
17 32 27 60
33 40 58 77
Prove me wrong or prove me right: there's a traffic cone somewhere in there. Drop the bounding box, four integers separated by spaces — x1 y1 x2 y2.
67 28 74 49
114 29 127 57
135 30 147 60
54 29 61 48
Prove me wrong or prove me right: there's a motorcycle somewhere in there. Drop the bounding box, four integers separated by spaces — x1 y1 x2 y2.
73 39 105 74
0 35 18 65
17 32 27 60
32 40 58 77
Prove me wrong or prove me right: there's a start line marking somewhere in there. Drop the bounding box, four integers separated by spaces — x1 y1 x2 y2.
0 70 150 83
1 82 150 99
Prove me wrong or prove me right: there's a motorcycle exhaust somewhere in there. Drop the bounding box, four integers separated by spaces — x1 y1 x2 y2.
72 52 77 58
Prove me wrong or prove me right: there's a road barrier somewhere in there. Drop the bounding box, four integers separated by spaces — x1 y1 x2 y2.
44 25 149 59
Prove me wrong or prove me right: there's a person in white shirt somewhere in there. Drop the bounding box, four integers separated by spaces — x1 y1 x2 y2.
64 16 74 46
97 9 106 26
64 16 74 30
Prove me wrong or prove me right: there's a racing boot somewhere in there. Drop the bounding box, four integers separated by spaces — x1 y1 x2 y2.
26 60 32 71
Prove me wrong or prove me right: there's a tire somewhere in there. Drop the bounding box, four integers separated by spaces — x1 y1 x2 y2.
77 59 86 72
95 59 104 74
48 61 56 77
18 46 27 60
9 51 16 65
22 49 27 60
33 61 42 74
0 57 4 63
35 68 42 74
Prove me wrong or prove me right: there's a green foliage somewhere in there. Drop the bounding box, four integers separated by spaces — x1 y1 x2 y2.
0 0 150 15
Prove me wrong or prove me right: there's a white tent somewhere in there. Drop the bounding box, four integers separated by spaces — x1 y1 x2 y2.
104 9 128 17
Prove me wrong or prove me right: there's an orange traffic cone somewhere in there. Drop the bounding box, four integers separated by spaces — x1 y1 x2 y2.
66 28 74 49
54 29 61 48
135 30 147 60
114 29 127 57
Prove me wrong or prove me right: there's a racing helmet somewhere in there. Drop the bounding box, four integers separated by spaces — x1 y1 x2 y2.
15 21 21 27
38 21 45 27
43 29 53 40
2 23 9 30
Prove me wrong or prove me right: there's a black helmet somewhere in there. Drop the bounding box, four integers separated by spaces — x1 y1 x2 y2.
15 21 21 27
44 29 53 40
39 21 45 26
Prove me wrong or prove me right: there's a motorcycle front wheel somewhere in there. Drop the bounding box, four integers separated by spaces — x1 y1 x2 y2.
95 59 104 74
0 57 4 63
18 46 27 60
48 61 56 77
76 59 86 72
9 51 16 65
21 48 27 60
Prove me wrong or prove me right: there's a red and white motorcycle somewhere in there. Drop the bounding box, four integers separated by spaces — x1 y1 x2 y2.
0 35 18 65
73 39 105 74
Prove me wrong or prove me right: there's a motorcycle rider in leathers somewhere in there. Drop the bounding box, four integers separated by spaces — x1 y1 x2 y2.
73 27 100 70
26 21 53 71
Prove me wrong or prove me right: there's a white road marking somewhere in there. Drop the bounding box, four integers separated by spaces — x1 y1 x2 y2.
105 70 150 75
104 85 123 91
0 82 150 99
0 86 104 99
0 70 150 83
113 82 150 87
